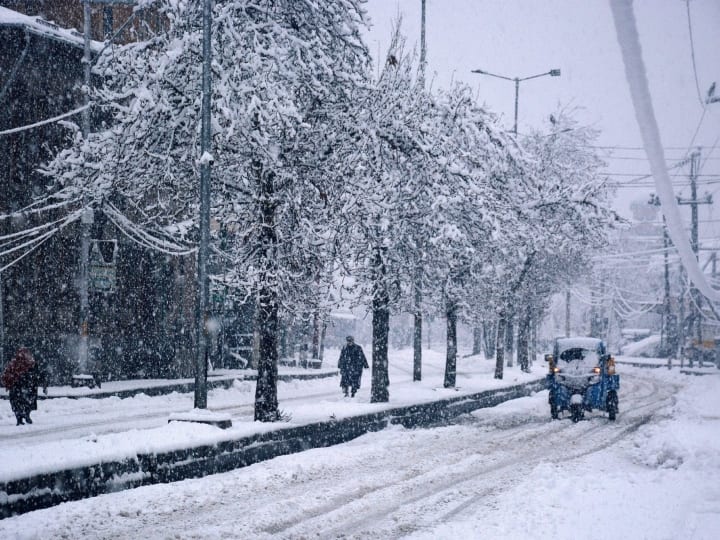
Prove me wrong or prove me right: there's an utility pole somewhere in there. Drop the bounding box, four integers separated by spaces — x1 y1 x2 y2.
662 217 672 354
649 193 674 356
77 1 94 376
419 0 427 82
194 0 213 409
0 270 4 365
677 149 712 357
565 290 571 337
413 0 427 382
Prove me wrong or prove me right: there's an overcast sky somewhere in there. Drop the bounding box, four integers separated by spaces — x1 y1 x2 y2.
362 0 720 224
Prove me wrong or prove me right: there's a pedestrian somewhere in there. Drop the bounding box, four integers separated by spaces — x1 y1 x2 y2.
338 336 368 397
1 348 47 425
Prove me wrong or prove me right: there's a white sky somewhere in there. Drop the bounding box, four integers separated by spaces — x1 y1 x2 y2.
362 0 720 223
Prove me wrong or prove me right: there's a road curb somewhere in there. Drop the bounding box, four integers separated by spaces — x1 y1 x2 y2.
0 379 544 519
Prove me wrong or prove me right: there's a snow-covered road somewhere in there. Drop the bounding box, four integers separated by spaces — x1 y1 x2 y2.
4 361 716 540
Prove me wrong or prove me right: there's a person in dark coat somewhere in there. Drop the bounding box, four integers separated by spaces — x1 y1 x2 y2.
1 348 47 425
338 336 368 397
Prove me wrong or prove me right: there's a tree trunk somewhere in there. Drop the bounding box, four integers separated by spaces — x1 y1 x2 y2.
530 312 537 368
254 285 279 421
371 248 390 403
517 309 530 372
444 299 457 388
472 325 482 356
504 314 514 367
319 321 326 363
482 320 496 359
413 267 422 381
494 313 506 379
311 310 320 360
253 166 280 422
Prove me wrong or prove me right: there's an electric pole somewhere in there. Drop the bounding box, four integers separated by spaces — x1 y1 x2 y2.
649 193 675 356
419 0 427 82
78 1 94 376
677 149 712 358
0 270 4 365
565 290 571 337
413 0 427 382
194 0 213 409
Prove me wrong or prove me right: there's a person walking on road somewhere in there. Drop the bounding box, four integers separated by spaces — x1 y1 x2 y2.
338 336 368 397
1 348 47 425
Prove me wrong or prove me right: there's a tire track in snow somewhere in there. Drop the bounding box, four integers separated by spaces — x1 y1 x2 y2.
263 373 676 539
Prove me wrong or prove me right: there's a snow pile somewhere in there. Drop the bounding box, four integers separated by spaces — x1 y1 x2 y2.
621 333 661 357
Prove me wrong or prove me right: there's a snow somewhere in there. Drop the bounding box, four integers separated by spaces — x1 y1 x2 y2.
0 7 101 52
555 336 603 353
1 350 719 539
0 348 539 483
621 333 661 356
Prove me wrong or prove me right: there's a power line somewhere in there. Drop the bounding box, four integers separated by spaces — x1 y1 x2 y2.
603 155 720 161
604 173 718 177
0 104 89 136
588 144 711 151
685 0 706 108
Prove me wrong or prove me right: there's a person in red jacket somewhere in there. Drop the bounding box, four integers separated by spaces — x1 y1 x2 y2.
1 348 47 425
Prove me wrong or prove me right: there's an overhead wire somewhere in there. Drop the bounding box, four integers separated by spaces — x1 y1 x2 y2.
685 0 706 108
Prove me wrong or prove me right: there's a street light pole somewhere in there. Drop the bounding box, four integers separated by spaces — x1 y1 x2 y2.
470 68 561 134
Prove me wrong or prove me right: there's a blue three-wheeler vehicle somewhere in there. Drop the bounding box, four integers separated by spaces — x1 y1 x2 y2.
545 337 619 422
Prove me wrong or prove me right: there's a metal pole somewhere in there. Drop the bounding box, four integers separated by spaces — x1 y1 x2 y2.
690 150 701 348
565 290 570 337
513 78 519 135
662 216 670 354
78 1 93 375
419 0 426 83
194 0 213 409
82 1 91 137
0 270 4 365
79 209 93 373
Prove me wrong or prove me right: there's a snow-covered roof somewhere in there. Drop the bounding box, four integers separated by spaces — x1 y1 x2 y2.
0 6 102 52
555 337 603 351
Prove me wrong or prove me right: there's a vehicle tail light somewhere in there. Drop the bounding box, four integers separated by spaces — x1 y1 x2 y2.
607 356 616 375
593 366 601 374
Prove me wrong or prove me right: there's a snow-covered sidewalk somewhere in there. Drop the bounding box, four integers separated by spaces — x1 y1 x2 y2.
0 366 338 400
0 348 540 483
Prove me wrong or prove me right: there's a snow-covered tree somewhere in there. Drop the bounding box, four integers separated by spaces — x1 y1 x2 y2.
42 0 371 421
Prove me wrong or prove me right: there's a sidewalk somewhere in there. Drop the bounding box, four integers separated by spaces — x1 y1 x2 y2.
0 350 540 482
0 348 544 517
0 366 339 400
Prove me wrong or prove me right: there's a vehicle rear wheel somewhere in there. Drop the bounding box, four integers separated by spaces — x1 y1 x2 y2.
606 390 618 421
570 403 583 423
550 402 559 420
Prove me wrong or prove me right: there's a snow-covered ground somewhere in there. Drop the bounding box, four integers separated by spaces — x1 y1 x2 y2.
0 348 538 482
1 350 719 539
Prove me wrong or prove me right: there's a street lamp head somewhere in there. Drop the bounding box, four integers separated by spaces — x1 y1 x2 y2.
471 69 486 74
549 69 561 77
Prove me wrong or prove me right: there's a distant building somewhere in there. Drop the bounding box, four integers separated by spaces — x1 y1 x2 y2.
0 5 202 382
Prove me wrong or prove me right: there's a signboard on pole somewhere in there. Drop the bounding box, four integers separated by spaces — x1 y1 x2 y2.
89 239 117 293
